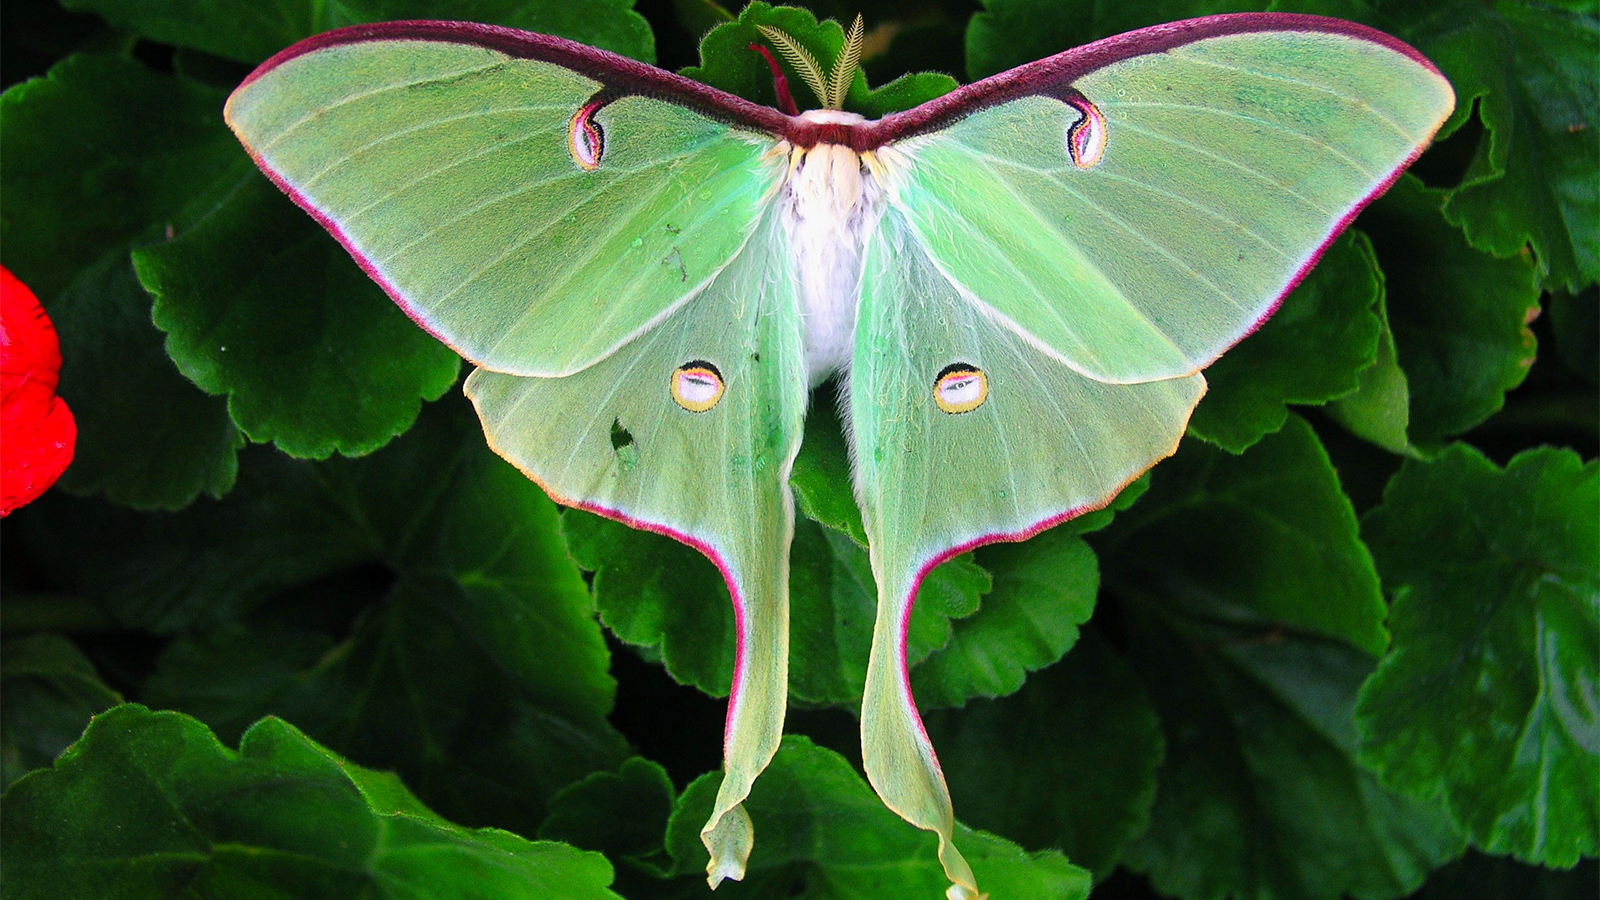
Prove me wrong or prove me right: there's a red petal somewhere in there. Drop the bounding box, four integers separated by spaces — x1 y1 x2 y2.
1 267 75 515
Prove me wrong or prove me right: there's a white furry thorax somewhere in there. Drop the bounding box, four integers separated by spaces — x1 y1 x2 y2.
777 110 888 386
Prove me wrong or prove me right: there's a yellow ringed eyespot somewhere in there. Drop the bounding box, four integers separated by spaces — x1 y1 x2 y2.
671 360 725 412
933 363 989 414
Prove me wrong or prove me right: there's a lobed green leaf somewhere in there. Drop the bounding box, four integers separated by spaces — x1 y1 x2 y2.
1119 614 1466 900
539 757 678 875
1092 414 1469 898
1426 1 1598 292
1340 176 1540 451
1357 445 1599 866
1 705 622 900
137 176 461 459
1098 414 1389 654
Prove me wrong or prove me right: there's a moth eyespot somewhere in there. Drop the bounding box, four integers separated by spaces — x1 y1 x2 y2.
1063 91 1106 169
569 100 605 170
672 360 725 412
933 363 989 414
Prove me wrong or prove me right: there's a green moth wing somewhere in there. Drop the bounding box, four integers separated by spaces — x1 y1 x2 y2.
468 207 807 883
850 207 1205 899
879 25 1454 384
226 28 787 377
842 18 1453 898
226 22 811 888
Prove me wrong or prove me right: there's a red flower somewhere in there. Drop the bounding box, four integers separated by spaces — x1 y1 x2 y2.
2 266 76 515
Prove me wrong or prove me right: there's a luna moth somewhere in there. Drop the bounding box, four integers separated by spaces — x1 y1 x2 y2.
225 12 1453 898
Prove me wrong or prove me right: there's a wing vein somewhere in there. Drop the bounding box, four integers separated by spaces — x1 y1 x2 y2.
341 123 564 223
957 147 1298 262
255 60 507 152
299 104 568 189
1111 119 1337 215
1036 167 1254 313
374 167 604 265
1105 102 1378 177
1169 51 1416 140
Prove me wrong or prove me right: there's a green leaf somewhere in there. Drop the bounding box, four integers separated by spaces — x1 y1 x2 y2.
923 629 1164 880
1 705 622 900
61 0 656 64
137 174 461 459
966 0 1256 80
1090 413 1467 896
790 518 991 705
1118 614 1465 900
0 54 245 508
0 55 239 300
19 398 623 835
1097 414 1389 655
540 757 677 875
13 447 375 634
683 2 953 114
1356 445 1599 866
854 71 962 118
790 394 868 545
1430 2 1598 292
1189 232 1384 453
142 581 628 838
662 735 1090 899
9 41 531 470
561 510 736 698
1343 177 1540 449
44 255 245 508
0 635 121 791
1324 290 1414 455
910 521 1098 709
1274 0 1599 292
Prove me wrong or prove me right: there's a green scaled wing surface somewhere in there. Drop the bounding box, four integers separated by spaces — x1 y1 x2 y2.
227 23 806 889
469 207 806 886
884 25 1455 383
850 207 1205 900
847 18 1453 899
227 29 784 377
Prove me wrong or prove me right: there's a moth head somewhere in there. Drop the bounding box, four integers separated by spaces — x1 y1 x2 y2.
754 14 864 112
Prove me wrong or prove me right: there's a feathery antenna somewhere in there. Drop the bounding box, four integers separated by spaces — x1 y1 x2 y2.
755 14 865 111
829 15 864 111
755 24 829 108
